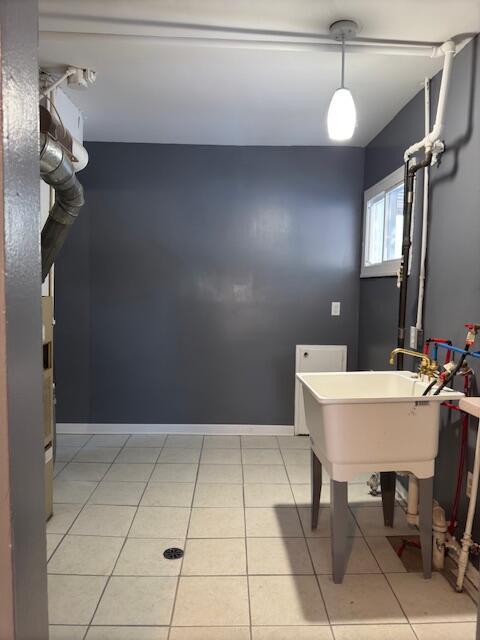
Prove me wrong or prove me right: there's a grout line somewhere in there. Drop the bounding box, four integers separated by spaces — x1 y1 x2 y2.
291 466 332 626
383 571 416 627
167 435 204 639
242 453 253 640
363 533 386 575
47 570 401 578
54 434 474 636
410 622 422 640
81 434 165 634
54 434 125 489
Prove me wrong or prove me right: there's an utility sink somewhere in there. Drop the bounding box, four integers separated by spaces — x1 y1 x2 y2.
297 371 463 482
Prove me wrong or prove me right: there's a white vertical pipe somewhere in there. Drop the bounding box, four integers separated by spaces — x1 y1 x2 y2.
456 418 480 591
415 78 431 332
406 473 419 524
432 501 447 570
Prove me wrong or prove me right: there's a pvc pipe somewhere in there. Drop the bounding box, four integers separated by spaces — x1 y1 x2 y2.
40 29 442 57
456 414 480 591
41 67 76 97
71 137 89 172
404 40 456 161
406 474 419 525
40 13 444 48
415 78 431 333
432 501 447 570
433 342 480 359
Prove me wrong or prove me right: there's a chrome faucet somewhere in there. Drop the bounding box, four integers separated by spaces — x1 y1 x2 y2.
389 348 438 379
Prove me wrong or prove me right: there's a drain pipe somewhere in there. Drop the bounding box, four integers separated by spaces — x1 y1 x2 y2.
396 40 456 364
400 42 455 541
39 108 86 282
396 153 432 369
405 79 432 532
406 474 419 525
404 40 456 162
415 78 431 346
456 400 480 591
400 42 455 337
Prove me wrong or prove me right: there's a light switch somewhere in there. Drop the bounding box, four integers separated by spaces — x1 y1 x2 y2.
331 302 341 316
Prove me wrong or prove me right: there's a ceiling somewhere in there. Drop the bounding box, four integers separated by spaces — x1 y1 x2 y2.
39 1 480 146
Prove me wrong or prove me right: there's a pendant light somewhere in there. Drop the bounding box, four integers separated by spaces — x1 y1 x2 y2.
327 20 358 141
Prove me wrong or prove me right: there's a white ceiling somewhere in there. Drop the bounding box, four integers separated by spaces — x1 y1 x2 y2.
39 1 480 146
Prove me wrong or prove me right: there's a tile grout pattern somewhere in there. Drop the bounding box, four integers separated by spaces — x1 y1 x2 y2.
48 434 477 640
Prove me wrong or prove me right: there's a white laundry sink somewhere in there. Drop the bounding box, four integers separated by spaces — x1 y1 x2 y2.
297 371 463 482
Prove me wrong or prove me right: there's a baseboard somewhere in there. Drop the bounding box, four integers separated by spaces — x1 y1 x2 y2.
56 423 295 436
444 554 479 601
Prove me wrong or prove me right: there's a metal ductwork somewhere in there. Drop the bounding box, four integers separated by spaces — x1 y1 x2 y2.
40 105 86 282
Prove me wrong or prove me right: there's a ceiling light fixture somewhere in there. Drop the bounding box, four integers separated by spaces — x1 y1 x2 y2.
327 20 358 142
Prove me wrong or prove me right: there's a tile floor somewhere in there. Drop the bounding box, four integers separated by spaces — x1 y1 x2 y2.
48 433 477 639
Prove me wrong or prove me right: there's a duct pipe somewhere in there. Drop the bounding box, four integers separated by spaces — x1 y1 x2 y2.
404 40 456 161
40 131 85 281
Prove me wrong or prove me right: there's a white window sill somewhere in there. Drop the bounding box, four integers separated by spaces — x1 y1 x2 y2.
360 261 400 278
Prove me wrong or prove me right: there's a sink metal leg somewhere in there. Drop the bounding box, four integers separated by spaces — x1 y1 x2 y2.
419 476 433 579
331 479 348 584
311 450 322 529
381 471 396 527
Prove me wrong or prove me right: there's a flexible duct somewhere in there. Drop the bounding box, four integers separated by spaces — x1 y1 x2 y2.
40 131 85 281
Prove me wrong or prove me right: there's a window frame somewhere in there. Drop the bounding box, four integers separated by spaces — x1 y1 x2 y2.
360 166 410 278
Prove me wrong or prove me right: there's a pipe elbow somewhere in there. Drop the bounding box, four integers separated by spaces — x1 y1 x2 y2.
425 125 442 146
442 40 456 55
431 39 456 58
72 137 89 172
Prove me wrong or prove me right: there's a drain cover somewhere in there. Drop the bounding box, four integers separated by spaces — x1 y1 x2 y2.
163 547 184 560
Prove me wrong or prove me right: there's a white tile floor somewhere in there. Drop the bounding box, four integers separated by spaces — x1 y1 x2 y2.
48 434 477 639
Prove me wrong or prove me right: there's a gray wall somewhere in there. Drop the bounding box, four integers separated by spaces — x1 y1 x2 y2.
0 0 49 636
54 210 90 421
359 38 480 534
55 145 364 424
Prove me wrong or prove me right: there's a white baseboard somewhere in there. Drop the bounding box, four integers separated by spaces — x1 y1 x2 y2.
56 423 295 436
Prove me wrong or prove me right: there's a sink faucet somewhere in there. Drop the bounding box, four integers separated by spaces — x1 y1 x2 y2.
389 348 438 379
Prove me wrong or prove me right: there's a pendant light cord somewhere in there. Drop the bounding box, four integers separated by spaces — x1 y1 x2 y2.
341 35 345 88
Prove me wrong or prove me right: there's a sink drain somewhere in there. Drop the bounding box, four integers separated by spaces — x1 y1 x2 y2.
163 547 184 560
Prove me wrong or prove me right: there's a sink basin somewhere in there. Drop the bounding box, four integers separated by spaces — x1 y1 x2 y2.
297 371 463 481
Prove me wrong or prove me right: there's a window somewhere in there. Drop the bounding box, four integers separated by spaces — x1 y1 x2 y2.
361 166 408 278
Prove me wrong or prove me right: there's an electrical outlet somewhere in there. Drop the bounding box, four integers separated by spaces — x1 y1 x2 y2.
467 471 473 498
331 302 341 317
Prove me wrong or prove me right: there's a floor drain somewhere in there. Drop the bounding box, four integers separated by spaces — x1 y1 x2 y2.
163 547 184 560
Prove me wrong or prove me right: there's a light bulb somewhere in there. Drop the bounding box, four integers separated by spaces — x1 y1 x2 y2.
327 87 356 141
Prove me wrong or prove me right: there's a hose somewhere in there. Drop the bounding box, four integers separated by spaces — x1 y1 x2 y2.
422 342 470 397
433 345 470 396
